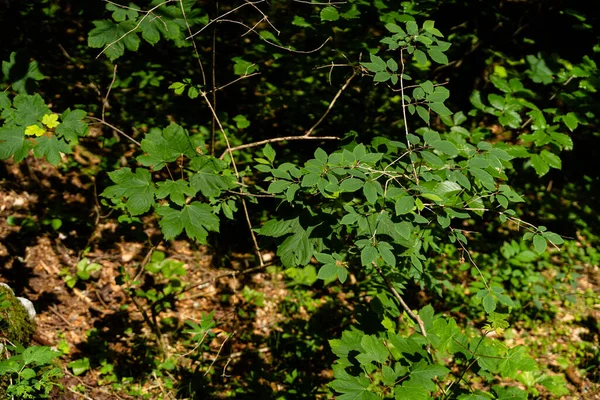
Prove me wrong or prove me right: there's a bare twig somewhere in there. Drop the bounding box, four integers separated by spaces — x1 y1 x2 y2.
204 332 232 376
179 0 207 86
181 263 270 295
186 0 267 40
220 135 339 159
304 69 357 137
86 116 141 146
102 64 117 121
372 262 428 337
210 71 261 93
201 92 264 266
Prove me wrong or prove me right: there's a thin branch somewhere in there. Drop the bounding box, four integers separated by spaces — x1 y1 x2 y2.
293 0 347 4
243 0 280 35
181 263 269 295
201 92 264 266
304 69 357 137
186 0 267 40
204 332 232 376
179 0 206 86
215 19 330 54
86 116 141 146
209 72 261 93
399 48 419 184
372 262 427 338
220 135 340 159
210 1 218 155
102 64 118 121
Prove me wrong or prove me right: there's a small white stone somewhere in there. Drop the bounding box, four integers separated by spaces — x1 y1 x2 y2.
17 297 36 320
0 283 14 294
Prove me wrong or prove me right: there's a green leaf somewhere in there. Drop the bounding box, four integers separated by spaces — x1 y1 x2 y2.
232 57 259 76
427 48 448 64
101 168 156 215
33 136 71 165
356 335 389 365
263 143 275 162
416 106 430 123
55 108 88 143
540 150 561 169
259 218 293 237
292 15 312 28
413 50 427 65
395 196 414 215
156 180 196 206
407 362 449 391
431 140 458 156
530 154 550 176
157 202 219 242
562 112 578 131
320 6 339 22
429 102 452 116
482 292 497 313
68 357 90 376
396 221 412 240
533 235 547 254
88 20 140 60
189 156 235 198
361 245 378 266
406 21 418 35
0 126 30 162
363 181 379 204
11 93 50 127
340 178 363 192
22 346 59 366
277 229 313 267
2 52 45 94
317 264 338 281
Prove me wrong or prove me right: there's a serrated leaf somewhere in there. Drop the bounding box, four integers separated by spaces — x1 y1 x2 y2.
356 335 389 365
88 20 140 60
157 202 219 242
22 346 59 366
540 150 561 169
156 180 196 206
482 292 497 313
101 168 156 215
0 126 30 162
530 154 550 176
189 156 235 198
10 93 50 127
55 108 88 143
33 136 71 165
68 357 90 376
1 52 44 94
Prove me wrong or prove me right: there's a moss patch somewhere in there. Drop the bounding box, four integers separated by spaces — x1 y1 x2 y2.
0 286 36 345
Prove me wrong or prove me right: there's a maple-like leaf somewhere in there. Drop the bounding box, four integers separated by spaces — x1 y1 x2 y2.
10 94 50 127
88 20 140 60
157 202 219 242
1 52 44 94
0 126 31 162
137 124 196 170
33 136 71 165
55 109 88 143
189 156 236 198
101 168 156 215
156 180 197 206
